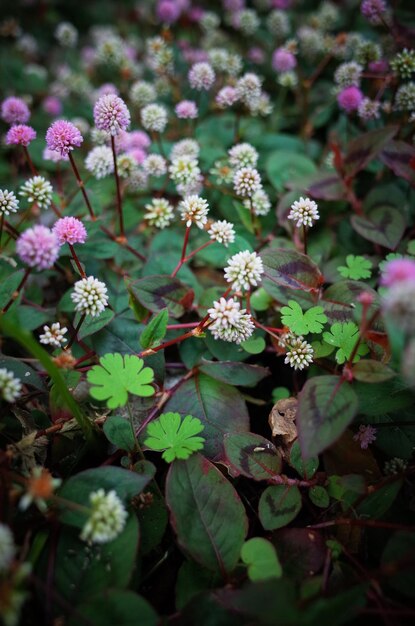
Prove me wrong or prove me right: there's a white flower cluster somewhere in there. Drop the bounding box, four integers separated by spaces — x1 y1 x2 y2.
80 489 127 544
144 198 174 229
208 220 235 246
130 80 157 107
0 189 19 215
116 153 138 179
141 103 168 132
170 139 200 160
0 368 22 403
179 195 209 229
188 62 216 91
19 176 53 210
288 197 319 228
85 146 114 179
224 251 264 292
282 333 314 370
208 297 255 344
228 143 258 169
143 154 167 177
39 322 68 348
243 189 271 217
233 167 262 198
71 276 108 317
169 156 202 195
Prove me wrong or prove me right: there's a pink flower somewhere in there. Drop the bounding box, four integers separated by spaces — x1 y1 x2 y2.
368 59 389 74
188 62 215 91
337 86 364 113
53 217 87 246
272 48 296 73
16 225 59 270
353 425 377 449
381 259 415 287
95 84 119 99
127 148 146 165
248 47 265 64
43 147 69 163
175 100 198 119
223 0 245 10
94 94 131 136
116 130 151 153
6 124 36 146
46 120 83 156
1 96 30 125
157 0 181 23
361 0 387 24
216 86 239 108
42 96 62 116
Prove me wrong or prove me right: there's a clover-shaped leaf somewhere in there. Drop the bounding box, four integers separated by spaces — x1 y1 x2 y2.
280 300 327 335
87 353 155 409
323 322 369 364
337 255 372 280
144 412 205 462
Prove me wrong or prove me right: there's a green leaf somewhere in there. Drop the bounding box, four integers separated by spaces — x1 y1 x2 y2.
337 255 372 280
67 590 158 626
224 433 282 481
240 335 266 354
288 441 319 479
261 247 324 293
199 360 270 387
144 412 205 462
297 376 359 458
280 300 327 335
258 485 302 530
323 322 368 364
128 274 193 318
78 308 115 339
351 205 405 250
266 150 317 192
87 353 155 409
351 359 395 383
309 486 330 508
140 308 168 349
166 453 248 574
176 560 220 610
103 415 136 452
0 269 25 309
241 538 282 581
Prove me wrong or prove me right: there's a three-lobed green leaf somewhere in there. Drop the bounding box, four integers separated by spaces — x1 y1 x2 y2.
337 255 373 280
323 322 368 364
144 412 205 462
280 300 327 335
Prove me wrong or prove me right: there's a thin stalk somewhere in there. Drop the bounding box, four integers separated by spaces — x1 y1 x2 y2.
0 213 4 250
2 267 31 313
66 314 86 350
111 136 125 239
68 153 96 220
126 401 141 456
68 244 86 278
303 224 308 255
171 225 191 277
23 146 38 176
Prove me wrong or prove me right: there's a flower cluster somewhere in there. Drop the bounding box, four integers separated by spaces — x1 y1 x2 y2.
224 251 264 292
0 368 22 403
71 276 109 317
208 298 255 344
80 489 128 544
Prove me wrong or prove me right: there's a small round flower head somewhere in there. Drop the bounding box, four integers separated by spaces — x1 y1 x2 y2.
19 176 53 210
216 86 239 108
272 47 297 73
228 143 258 169
391 49 415 80
233 9 260 35
381 258 415 287
395 82 415 112
224 250 264 292
179 195 209 229
94 94 131 136
353 424 377 449
337 86 364 113
53 217 87 246
0 190 19 216
208 297 255 344
233 167 262 198
382 281 415 332
361 0 387 25
354 39 382 65
1 96 30 124
288 197 319 228
116 153 138 179
126 130 151 151
127 169 148 191
39 322 68 348
6 124 36 146
143 154 167 177
235 73 262 106
157 0 182 24
266 10 290 37
71 275 109 317
55 21 78 47
175 100 198 119
169 155 201 189
0 524 15 572
144 197 174 229
141 103 168 133
243 189 271 217
384 457 407 475
85 145 114 179
80 489 127 544
45 120 83 156
284 335 314 370
19 466 62 512
334 61 363 88
208 220 235 246
170 139 200 160
43 96 62 116
130 80 157 108
16 225 59 270
358 97 381 121
188 62 216 91
0 368 22 403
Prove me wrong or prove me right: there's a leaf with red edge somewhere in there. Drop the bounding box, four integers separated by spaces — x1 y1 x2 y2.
351 205 405 250
166 453 248 575
343 126 398 179
128 274 194 319
261 248 324 294
304 171 346 201
380 140 415 186
224 433 282 481
297 376 359 458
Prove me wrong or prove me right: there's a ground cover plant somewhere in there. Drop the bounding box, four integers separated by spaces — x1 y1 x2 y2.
1 0 415 624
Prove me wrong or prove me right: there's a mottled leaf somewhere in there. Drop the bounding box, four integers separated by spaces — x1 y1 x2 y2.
261 247 324 293
129 274 194 318
224 432 282 480
259 485 302 530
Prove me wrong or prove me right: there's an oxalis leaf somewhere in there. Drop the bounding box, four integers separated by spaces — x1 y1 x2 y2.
87 353 155 409
144 412 205 462
337 255 372 280
297 376 359 458
323 322 368 364
280 300 327 335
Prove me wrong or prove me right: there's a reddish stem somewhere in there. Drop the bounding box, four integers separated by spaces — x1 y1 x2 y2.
111 136 125 239
171 226 191 277
23 146 38 176
68 244 86 278
66 314 86 350
69 153 96 220
2 267 31 313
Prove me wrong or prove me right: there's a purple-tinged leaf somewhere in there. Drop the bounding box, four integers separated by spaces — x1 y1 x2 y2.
128 274 194 318
380 140 415 186
304 171 346 201
322 280 378 324
261 248 324 293
351 205 405 250
166 453 248 574
343 126 398 178
352 359 395 383
258 485 302 530
224 433 282 481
